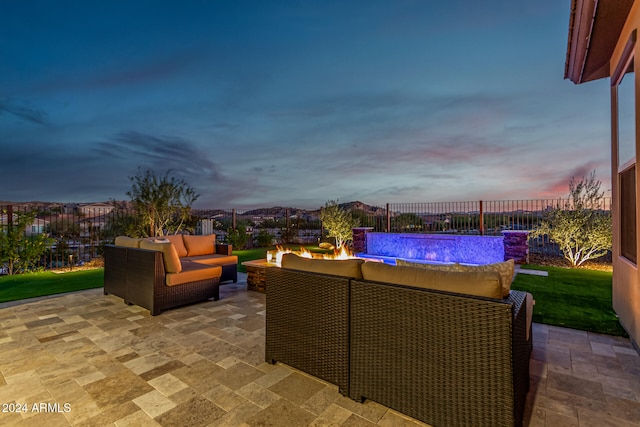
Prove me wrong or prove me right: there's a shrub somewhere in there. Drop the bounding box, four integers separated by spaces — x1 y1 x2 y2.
319 200 360 249
226 225 249 250
0 209 54 275
255 229 274 247
532 171 612 267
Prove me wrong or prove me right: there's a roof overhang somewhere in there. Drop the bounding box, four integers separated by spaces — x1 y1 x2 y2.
565 0 635 84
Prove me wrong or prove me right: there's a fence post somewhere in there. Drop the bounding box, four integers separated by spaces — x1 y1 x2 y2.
386 203 391 233
7 204 12 230
286 208 290 231
232 209 237 229
479 200 484 236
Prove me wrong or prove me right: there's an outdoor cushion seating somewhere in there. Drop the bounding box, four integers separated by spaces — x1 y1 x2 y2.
396 258 515 297
104 234 237 315
265 254 533 427
114 234 238 283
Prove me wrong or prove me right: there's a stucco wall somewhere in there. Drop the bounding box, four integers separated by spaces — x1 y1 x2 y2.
610 1 640 351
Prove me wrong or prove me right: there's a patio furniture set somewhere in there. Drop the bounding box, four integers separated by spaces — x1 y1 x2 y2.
103 237 533 426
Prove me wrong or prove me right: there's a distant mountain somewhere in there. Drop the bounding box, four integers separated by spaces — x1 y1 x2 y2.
241 206 300 216
0 201 66 210
0 200 387 216
338 201 386 215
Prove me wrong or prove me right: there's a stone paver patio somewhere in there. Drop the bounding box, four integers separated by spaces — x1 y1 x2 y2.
0 273 639 426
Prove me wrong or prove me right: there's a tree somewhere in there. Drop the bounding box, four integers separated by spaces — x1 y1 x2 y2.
0 209 53 275
532 171 612 267
127 169 199 237
319 200 360 249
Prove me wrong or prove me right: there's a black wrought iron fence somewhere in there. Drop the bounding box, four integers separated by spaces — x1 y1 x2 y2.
0 198 612 273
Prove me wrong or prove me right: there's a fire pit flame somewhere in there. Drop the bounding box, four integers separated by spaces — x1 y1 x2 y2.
268 245 355 264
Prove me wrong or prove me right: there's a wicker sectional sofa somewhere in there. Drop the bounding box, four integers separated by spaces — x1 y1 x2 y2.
104 234 238 315
265 254 533 427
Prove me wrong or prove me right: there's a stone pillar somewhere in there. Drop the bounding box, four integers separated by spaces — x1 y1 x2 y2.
502 231 529 264
352 227 374 254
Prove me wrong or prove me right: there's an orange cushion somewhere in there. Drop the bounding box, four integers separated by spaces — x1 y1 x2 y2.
186 254 238 266
164 234 188 257
139 240 182 273
281 253 364 279
166 262 221 286
183 234 216 256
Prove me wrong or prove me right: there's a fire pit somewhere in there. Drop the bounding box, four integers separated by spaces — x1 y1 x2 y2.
242 246 357 293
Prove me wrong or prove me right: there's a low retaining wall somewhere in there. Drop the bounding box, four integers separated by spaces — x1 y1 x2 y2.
357 230 529 265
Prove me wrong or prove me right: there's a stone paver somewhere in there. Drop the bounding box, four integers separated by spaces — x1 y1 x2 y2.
0 273 638 426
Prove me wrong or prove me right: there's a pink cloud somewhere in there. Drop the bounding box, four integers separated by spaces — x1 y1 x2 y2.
538 162 603 198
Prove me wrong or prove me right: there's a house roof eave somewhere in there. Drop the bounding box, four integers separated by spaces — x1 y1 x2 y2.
565 0 635 84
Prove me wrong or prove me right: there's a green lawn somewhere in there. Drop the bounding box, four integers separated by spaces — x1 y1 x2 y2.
0 269 104 303
512 265 627 337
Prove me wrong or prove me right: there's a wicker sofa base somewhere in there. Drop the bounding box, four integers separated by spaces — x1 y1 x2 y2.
349 280 530 427
265 267 532 427
265 268 350 395
104 245 220 316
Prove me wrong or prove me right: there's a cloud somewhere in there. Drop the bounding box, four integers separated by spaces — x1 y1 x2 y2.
539 162 603 198
0 99 49 125
96 131 222 180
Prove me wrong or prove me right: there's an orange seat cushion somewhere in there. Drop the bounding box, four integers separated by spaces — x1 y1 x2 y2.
183 234 216 256
139 240 182 273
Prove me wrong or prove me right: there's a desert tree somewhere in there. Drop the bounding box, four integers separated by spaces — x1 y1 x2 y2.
127 169 199 237
532 171 612 267
319 200 360 249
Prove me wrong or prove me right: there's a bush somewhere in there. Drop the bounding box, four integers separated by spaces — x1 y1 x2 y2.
226 225 249 250
0 209 54 275
532 171 612 267
255 229 274 247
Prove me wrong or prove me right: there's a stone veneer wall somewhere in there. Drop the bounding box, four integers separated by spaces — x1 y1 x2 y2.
501 231 529 264
352 227 374 253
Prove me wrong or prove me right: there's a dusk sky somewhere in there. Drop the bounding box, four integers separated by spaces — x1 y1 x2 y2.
0 0 613 209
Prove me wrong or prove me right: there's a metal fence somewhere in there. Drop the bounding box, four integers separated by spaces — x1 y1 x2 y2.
0 198 612 272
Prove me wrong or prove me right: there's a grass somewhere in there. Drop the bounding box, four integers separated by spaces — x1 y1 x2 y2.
512 265 627 337
0 269 104 303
